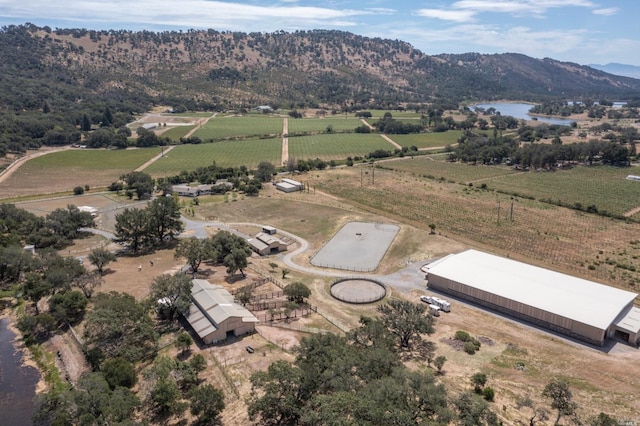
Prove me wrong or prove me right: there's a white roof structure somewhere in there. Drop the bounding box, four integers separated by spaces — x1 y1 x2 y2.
427 249 638 330
186 279 258 341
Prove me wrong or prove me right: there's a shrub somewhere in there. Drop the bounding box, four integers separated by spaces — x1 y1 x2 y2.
483 387 495 402
455 330 471 342
73 186 84 195
464 342 477 355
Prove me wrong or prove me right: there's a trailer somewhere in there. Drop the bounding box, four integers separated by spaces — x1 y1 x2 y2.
428 304 441 317
430 297 451 312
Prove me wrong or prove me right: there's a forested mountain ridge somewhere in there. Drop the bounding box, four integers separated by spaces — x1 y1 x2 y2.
3 23 640 115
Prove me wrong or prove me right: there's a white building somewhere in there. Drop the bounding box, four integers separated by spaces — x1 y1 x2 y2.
425 249 640 346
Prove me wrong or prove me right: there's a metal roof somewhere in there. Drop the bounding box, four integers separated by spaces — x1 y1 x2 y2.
614 306 640 334
186 279 258 337
427 249 637 330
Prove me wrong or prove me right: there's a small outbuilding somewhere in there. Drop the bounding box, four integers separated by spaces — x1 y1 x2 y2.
275 178 304 193
425 249 639 346
247 232 288 256
185 279 259 344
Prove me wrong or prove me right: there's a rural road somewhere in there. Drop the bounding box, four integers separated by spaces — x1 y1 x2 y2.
85 214 429 295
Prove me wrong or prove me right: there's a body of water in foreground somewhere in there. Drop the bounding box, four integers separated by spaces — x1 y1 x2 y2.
473 103 575 126
0 317 40 426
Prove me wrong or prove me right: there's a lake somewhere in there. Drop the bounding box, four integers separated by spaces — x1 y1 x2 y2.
472 103 575 126
0 317 40 426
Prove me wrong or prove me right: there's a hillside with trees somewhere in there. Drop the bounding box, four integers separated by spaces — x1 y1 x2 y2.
1 24 640 156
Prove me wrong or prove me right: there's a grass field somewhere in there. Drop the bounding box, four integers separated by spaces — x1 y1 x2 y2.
366 110 423 118
0 148 158 198
160 125 195 141
193 116 283 140
304 166 640 290
389 130 467 149
144 138 282 176
287 117 362 134
287 133 393 161
379 157 519 183
380 159 640 217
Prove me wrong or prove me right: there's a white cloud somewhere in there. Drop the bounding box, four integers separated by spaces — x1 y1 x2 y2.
592 7 619 16
0 0 376 30
415 9 476 22
415 0 598 21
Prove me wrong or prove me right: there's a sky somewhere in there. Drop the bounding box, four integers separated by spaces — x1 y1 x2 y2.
1 0 639 66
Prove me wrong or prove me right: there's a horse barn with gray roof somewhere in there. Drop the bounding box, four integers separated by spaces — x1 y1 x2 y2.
425 250 640 346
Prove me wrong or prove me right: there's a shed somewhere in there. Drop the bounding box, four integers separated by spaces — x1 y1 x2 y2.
275 178 303 193
425 249 638 346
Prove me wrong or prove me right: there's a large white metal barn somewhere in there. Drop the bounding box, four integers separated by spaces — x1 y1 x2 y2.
425 250 640 346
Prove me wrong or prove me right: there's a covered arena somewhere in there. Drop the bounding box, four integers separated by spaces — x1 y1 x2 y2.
425 250 640 346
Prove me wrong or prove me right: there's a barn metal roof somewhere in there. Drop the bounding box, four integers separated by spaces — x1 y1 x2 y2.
426 249 638 330
185 279 258 339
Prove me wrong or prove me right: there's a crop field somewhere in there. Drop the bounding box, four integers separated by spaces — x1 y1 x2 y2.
0 148 157 198
366 110 422 118
489 166 640 217
379 157 519 183
287 117 362 133
303 167 640 290
390 130 466 149
162 112 212 117
287 133 393 161
160 125 195 141
193 116 283 140
143 138 282 176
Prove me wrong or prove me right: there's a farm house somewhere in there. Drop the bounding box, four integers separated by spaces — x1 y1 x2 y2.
425 250 640 346
185 279 259 344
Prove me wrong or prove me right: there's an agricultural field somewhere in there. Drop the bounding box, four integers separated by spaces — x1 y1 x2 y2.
287 133 393 161
193 115 283 140
143 138 282 176
366 110 423 118
0 148 158 199
287 117 362 134
390 130 467 149
302 166 640 290
159 125 195 141
379 157 519 183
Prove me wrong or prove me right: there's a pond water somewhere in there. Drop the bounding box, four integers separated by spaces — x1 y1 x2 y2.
472 103 574 126
0 317 40 426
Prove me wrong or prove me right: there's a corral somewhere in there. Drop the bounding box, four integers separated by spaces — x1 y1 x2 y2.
425 249 640 346
311 221 399 272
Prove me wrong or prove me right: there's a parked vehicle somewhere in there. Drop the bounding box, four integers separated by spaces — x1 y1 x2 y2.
420 295 451 312
428 304 441 317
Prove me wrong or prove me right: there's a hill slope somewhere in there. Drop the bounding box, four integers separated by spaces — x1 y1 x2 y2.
2 24 640 114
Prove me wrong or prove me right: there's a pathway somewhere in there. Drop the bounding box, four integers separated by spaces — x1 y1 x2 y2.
624 205 640 218
183 113 216 139
134 146 175 172
281 117 289 166
380 134 402 150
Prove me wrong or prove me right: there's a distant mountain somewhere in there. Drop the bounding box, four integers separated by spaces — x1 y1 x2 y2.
588 63 640 79
1 24 640 115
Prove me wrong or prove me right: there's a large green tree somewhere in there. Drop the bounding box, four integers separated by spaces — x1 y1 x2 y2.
114 207 150 253
174 237 210 274
543 378 577 425
146 196 184 244
121 171 154 200
189 384 226 424
284 281 311 304
209 231 252 277
254 161 276 182
83 292 158 363
377 299 435 350
149 273 193 321
87 246 117 275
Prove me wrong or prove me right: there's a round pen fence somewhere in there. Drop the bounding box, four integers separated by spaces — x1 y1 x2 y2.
330 277 387 304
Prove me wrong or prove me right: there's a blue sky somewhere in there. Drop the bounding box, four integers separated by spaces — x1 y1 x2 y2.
1 0 638 66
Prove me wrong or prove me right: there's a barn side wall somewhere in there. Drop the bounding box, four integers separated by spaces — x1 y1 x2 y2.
427 274 606 346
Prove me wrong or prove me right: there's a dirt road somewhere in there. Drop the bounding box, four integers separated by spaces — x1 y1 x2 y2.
282 118 289 165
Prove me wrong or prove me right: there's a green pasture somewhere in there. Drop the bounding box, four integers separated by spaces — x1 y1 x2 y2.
144 138 282 175
288 134 393 161
489 166 640 217
287 117 362 134
366 110 423 118
390 131 466 149
161 125 195 141
193 116 283 140
380 158 518 183
26 148 157 170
